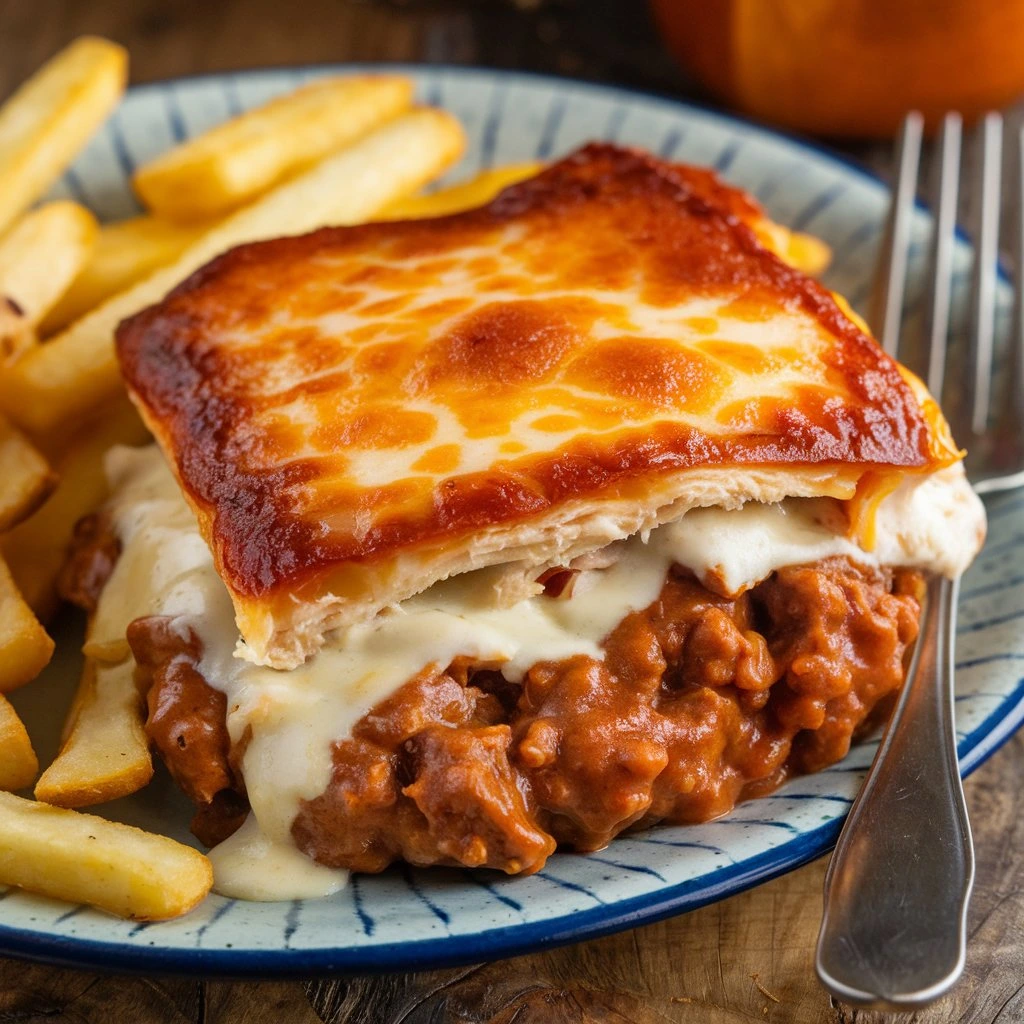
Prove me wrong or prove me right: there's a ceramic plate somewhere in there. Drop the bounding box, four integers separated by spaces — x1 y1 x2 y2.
3 66 1022 975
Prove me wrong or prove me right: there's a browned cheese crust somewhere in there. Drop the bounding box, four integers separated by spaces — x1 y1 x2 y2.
115 143 955 666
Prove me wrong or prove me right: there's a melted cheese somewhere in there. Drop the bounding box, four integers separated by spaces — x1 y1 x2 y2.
207 814 347 901
95 445 984 899
116 144 960 670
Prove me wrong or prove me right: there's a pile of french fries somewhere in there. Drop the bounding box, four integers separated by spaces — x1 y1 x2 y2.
0 36 504 922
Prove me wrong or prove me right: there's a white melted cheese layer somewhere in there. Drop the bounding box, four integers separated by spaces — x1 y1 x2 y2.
95 446 984 900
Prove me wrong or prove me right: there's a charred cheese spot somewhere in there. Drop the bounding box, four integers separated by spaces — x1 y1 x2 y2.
466 255 501 276
699 339 776 376
569 336 729 412
423 300 577 389
412 444 461 474
260 330 349 379
530 413 581 433
316 406 437 451
354 341 412 381
716 396 776 431
717 294 784 323
457 400 522 441
242 412 311 466
685 316 720 335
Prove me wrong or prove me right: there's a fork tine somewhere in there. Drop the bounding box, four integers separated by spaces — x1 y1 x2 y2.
967 112 1002 436
925 114 962 400
872 112 923 357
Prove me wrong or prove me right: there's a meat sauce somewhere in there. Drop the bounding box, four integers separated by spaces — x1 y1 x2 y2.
104 555 922 876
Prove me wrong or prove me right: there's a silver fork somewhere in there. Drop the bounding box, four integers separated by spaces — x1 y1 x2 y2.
816 110 1024 1010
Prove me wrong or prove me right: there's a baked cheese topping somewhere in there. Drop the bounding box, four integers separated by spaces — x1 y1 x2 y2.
94 445 984 900
116 144 960 669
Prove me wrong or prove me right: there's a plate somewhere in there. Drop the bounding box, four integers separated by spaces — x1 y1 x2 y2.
3 65 1022 976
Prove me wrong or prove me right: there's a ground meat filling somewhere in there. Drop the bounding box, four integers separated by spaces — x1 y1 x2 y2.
57 513 121 613
291 560 922 874
126 617 248 848
62 521 924 876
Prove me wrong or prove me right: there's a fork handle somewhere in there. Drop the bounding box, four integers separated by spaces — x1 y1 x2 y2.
815 574 974 1010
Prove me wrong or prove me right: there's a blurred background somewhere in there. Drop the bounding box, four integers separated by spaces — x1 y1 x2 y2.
6 0 1024 143
0 0 687 104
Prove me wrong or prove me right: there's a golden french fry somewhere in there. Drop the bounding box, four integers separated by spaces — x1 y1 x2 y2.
0 553 54 692
40 215 209 335
35 658 152 808
0 296 32 363
0 413 55 531
0 37 127 237
0 201 98 360
785 230 832 275
1 396 149 619
0 790 212 919
0 107 465 436
0 695 38 791
135 75 415 222
754 219 832 276
0 201 98 321
61 648 130 753
380 162 543 220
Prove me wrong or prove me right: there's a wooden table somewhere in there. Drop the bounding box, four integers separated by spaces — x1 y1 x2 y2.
2 2 1023 1021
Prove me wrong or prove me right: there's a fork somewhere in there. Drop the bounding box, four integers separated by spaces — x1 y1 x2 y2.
815 110 1024 1010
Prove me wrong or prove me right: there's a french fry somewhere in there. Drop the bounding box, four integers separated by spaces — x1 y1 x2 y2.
0 201 99 320
134 76 414 222
754 220 832 276
1 396 149 619
0 413 54 531
0 201 98 360
0 790 212 919
380 162 543 220
0 553 54 692
0 297 31 362
0 695 38 791
35 657 152 808
0 107 465 436
40 215 209 335
0 37 127 237
785 230 832 276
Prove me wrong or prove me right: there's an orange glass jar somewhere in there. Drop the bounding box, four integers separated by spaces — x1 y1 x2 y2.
650 0 1024 138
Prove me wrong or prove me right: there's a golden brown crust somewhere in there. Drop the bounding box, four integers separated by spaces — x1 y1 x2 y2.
115 144 957 665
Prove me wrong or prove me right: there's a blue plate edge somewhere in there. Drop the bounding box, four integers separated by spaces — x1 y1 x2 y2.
0 693 1015 979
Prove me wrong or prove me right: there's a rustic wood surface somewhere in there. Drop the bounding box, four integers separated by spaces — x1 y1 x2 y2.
1 2 1022 1021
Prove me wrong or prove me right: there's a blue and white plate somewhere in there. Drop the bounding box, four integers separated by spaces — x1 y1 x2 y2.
4 66 1023 975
